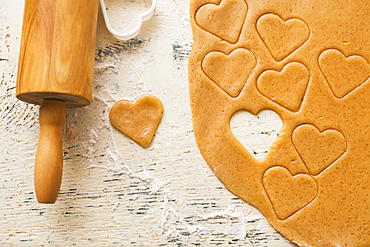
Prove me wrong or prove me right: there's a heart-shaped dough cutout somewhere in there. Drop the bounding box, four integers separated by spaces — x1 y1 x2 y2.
292 124 347 175
195 0 248 44
230 110 282 160
202 48 256 97
263 166 318 220
257 62 310 112
257 14 309 61
109 95 164 147
319 49 370 98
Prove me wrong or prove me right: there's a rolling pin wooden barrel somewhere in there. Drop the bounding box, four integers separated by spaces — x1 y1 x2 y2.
16 0 99 203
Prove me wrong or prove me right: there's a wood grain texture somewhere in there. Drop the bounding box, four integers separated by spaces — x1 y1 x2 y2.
0 0 295 246
34 100 66 203
16 0 99 107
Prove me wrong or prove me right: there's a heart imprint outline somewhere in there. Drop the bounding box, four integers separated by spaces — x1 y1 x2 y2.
292 124 347 175
263 166 318 220
109 95 164 147
257 62 310 112
202 48 256 97
256 13 310 61
318 49 370 98
195 0 248 44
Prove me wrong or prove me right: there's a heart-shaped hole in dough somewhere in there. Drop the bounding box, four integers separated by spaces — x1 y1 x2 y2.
230 109 283 160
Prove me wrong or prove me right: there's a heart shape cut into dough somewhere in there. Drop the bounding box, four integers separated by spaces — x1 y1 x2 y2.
319 49 370 98
257 14 309 61
292 124 347 175
263 166 318 220
195 0 248 44
230 109 282 160
202 48 256 97
109 95 164 147
257 62 310 112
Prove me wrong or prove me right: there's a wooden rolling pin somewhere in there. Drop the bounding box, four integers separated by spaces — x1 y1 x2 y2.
16 0 99 203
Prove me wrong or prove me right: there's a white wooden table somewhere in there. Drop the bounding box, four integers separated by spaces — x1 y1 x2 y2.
0 0 295 245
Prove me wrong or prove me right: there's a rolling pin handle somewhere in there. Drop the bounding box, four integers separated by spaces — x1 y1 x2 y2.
35 99 66 203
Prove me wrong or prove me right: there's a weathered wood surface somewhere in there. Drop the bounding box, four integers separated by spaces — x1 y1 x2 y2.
0 0 295 246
